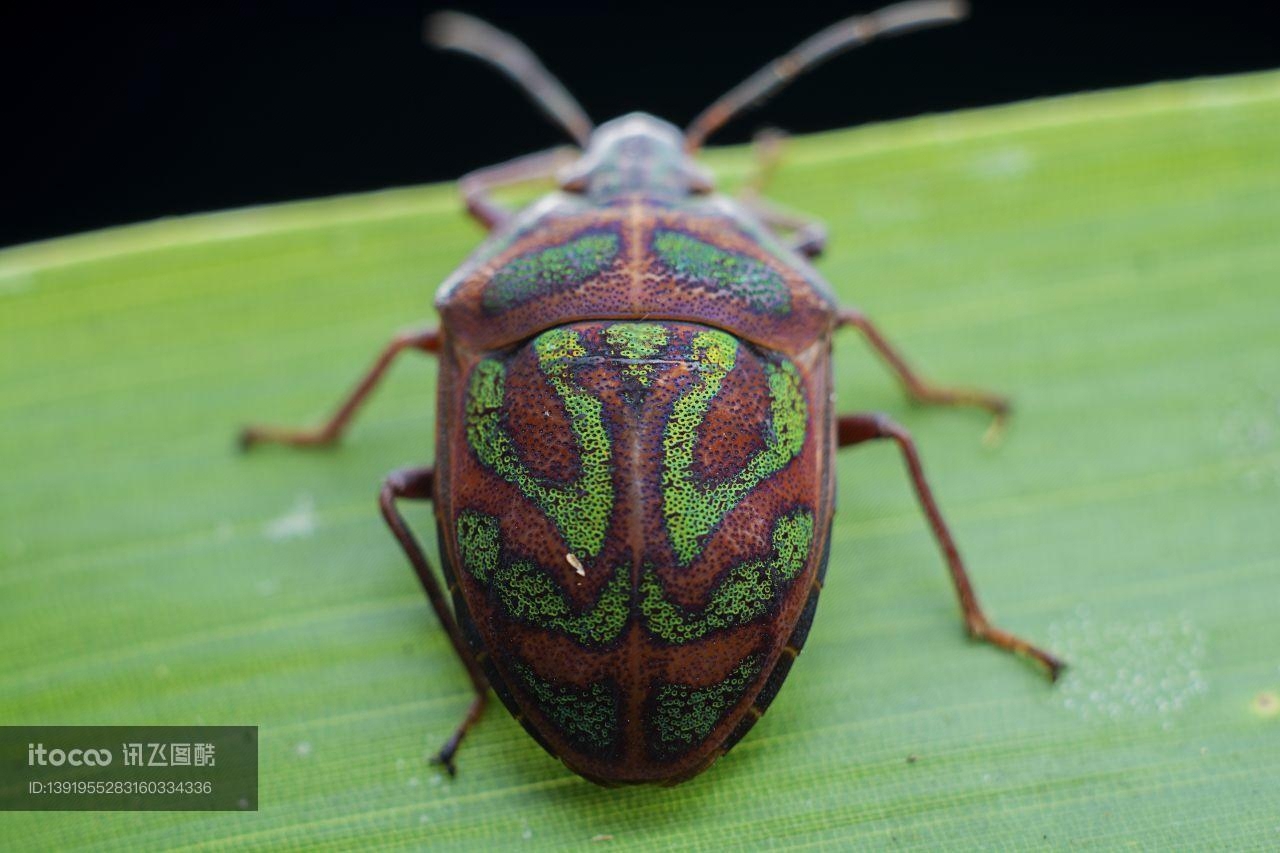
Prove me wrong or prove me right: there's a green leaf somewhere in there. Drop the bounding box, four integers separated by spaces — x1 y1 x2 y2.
3 71 1279 848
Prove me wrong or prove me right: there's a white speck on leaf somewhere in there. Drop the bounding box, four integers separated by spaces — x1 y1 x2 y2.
970 146 1034 180
1047 607 1207 723
263 495 317 540
0 271 35 296
853 191 921 224
1218 394 1280 490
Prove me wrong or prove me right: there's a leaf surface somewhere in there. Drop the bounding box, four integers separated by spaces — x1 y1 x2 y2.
3 71 1279 850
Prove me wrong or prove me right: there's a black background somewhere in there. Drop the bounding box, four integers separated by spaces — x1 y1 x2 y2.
5 0 1279 247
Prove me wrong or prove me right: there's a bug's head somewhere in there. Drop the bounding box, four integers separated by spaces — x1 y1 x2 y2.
555 114 714 200
428 1 967 187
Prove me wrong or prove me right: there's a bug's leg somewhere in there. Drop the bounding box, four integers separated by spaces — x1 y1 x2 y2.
741 127 787 196
837 412 1064 681
460 146 579 230
239 327 440 449
838 307 1010 444
379 466 490 775
743 195 828 259
739 129 827 258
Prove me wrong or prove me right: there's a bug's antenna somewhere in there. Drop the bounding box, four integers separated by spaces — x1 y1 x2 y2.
685 0 968 152
426 11 594 147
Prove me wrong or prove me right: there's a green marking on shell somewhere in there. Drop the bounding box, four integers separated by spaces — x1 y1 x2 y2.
662 331 808 566
455 510 630 647
465 328 613 559
484 231 620 313
502 560 629 646
651 654 763 758
604 323 670 387
653 229 791 315
456 509 501 583
511 661 617 754
640 509 814 644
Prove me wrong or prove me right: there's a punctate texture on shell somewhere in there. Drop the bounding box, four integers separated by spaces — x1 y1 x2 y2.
433 317 835 784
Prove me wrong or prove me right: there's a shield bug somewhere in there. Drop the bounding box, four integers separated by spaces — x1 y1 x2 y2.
241 0 1063 786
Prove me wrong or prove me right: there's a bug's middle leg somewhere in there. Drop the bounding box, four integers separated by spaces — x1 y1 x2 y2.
837 412 1063 681
239 326 440 450
837 307 1010 442
380 466 490 775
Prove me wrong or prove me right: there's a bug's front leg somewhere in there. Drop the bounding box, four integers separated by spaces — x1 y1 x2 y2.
837 308 1010 443
239 327 440 450
837 412 1064 681
460 146 578 230
379 466 490 775
738 129 827 259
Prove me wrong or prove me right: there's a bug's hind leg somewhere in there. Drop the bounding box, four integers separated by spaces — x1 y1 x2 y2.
239 327 440 450
380 466 490 775
837 308 1010 444
837 412 1063 681
460 146 579 230
739 129 827 258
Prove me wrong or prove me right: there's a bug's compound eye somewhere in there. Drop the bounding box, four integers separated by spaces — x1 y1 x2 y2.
685 164 715 194
556 164 589 193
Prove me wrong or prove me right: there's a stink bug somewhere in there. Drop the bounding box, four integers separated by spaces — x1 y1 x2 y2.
241 0 1063 786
